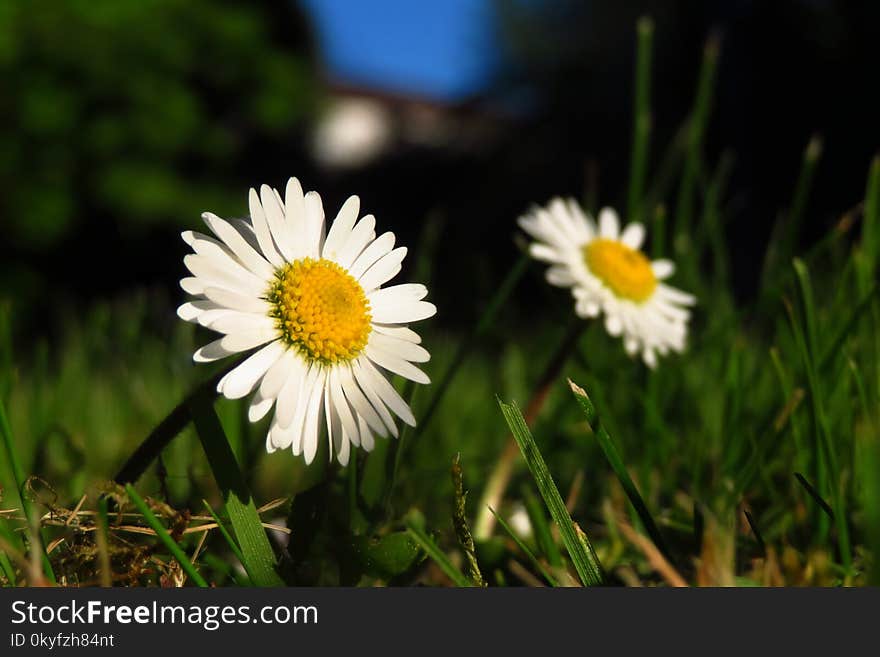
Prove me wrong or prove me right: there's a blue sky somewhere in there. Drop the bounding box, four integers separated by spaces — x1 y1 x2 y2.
300 0 499 101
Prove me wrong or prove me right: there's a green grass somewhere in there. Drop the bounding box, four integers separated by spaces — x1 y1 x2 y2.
1 18 878 587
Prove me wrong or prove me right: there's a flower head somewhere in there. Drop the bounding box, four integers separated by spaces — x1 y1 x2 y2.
519 198 695 367
178 178 436 464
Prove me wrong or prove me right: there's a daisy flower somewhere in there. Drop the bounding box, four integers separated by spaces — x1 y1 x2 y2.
177 178 436 465
518 198 695 368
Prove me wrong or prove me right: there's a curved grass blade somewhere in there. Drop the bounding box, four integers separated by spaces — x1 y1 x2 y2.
497 397 604 586
189 392 283 586
568 379 671 559
202 500 251 583
405 521 472 587
489 507 558 587
114 355 245 485
124 484 207 587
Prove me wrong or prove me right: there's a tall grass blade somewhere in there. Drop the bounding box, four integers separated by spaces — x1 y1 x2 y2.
488 507 558 586
189 392 283 586
627 16 653 224
522 486 562 568
114 355 245 484
497 397 604 585
202 500 250 580
792 259 852 571
124 484 208 587
0 399 55 583
405 521 472 587
568 379 671 558
451 454 485 586
674 33 720 241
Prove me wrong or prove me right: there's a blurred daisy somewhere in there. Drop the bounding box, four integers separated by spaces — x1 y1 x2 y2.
178 178 436 465
519 199 695 368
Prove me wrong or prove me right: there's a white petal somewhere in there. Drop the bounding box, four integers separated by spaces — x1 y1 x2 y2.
283 178 307 258
350 361 399 437
358 247 406 291
546 266 576 287
303 191 326 259
285 365 319 455
201 212 275 280
336 419 351 466
370 293 436 324
349 231 395 280
355 359 416 427
328 368 360 447
273 355 307 428
369 332 430 363
177 300 215 321
302 369 327 464
196 308 237 329
220 328 278 353
322 195 360 262
218 340 285 400
248 187 283 267
338 365 387 437
620 222 645 249
604 313 623 336
180 277 205 295
249 391 274 422
260 349 297 400
209 312 275 335
193 337 235 363
204 286 272 315
368 284 434 324
336 214 376 269
528 243 567 264
657 283 696 305
598 208 620 239
652 260 675 280
365 344 430 384
372 324 422 344
260 185 295 263
183 254 266 298
358 415 375 452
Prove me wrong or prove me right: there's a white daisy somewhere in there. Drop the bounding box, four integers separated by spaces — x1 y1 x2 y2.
178 178 436 465
518 198 695 368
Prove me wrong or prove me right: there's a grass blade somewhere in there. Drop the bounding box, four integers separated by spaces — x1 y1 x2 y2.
627 15 653 224
497 397 604 585
489 506 558 586
792 259 852 571
124 484 208 587
794 472 835 520
0 398 55 584
451 454 485 586
674 32 720 241
568 379 671 559
202 500 250 581
189 392 283 586
522 486 563 568
114 355 245 485
405 521 472 587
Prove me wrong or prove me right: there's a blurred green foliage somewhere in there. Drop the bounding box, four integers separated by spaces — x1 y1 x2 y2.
0 0 315 250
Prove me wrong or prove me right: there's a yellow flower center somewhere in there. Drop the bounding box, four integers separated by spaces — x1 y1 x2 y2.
583 238 657 302
269 258 371 364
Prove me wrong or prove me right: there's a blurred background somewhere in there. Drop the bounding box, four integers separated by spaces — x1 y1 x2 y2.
2 0 880 530
3 0 880 331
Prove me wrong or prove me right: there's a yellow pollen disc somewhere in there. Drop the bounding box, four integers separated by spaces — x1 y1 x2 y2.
583 238 657 302
269 258 371 364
